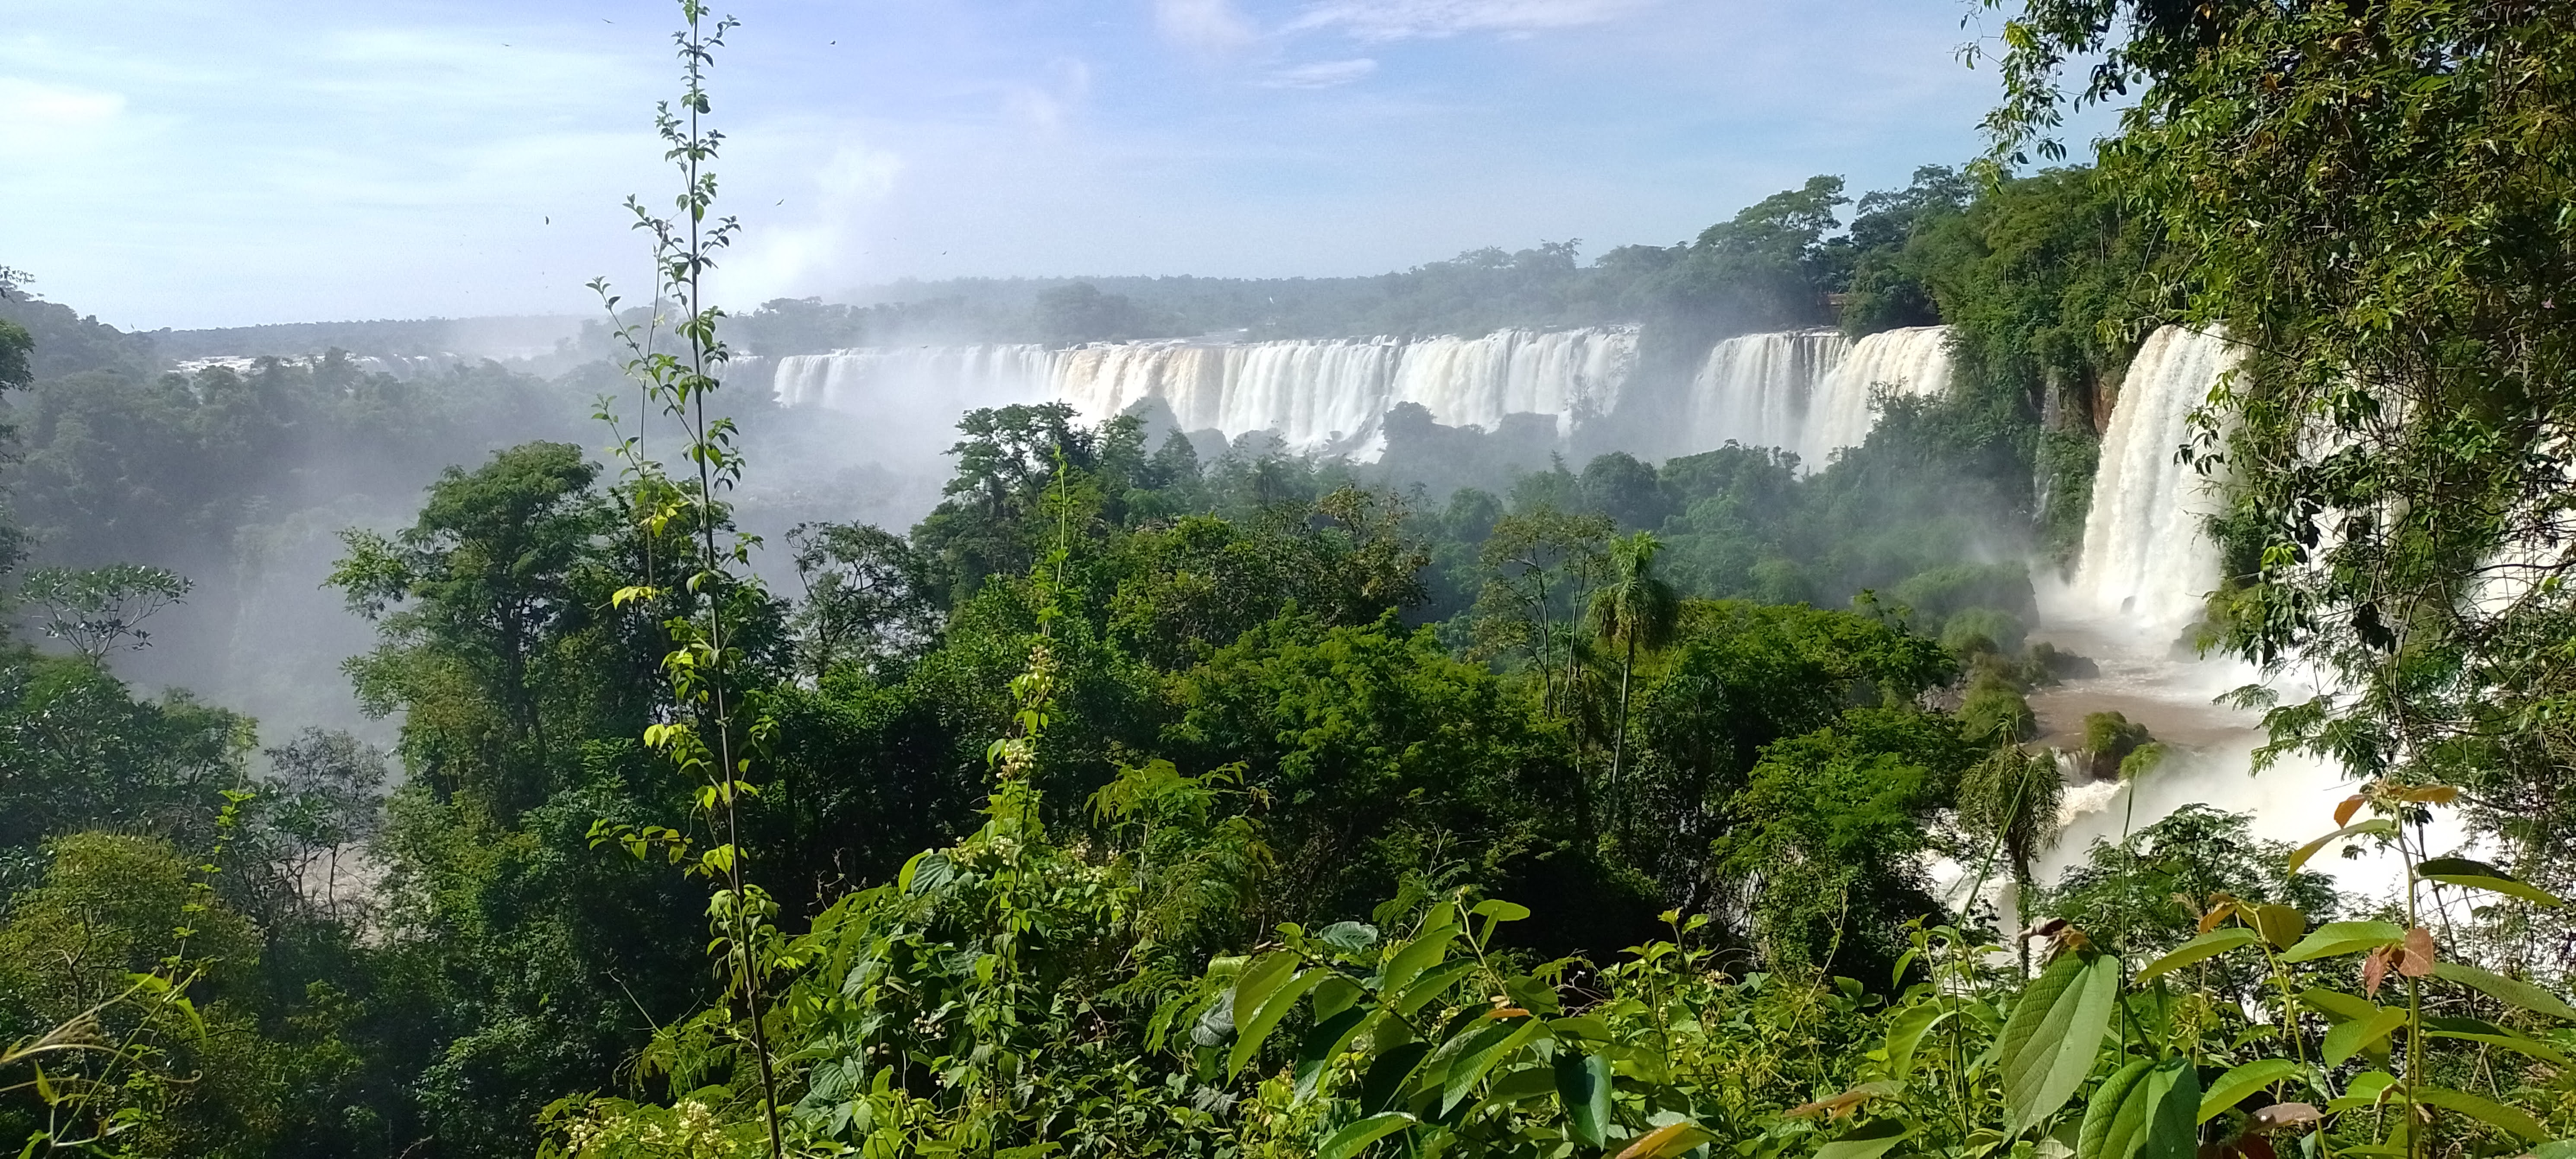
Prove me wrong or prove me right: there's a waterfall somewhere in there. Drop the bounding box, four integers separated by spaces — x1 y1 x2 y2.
1805 325 1953 460
769 344 1055 466
1679 325 1953 469
1053 327 1637 454
1055 339 1404 454
776 328 1638 457
1679 330 1841 462
772 344 1054 413
2070 326 2239 633
767 323 1953 465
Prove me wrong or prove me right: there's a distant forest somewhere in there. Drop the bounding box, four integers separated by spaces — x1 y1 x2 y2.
121 167 2062 374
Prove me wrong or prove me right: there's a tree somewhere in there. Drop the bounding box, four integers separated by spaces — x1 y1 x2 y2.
1954 744 2063 971
1472 508 1613 719
0 654 250 890
0 317 29 394
1034 282 1161 346
783 521 933 682
0 833 281 1157
16 564 191 663
331 441 607 815
1661 175 1852 334
1165 612 1574 926
1588 531 1679 833
249 729 391 925
1714 707 1976 977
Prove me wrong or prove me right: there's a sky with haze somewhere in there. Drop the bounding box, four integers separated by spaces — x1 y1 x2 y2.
2 0 2075 330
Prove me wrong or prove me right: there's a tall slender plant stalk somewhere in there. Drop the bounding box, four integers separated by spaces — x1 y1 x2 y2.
589 4 783 1155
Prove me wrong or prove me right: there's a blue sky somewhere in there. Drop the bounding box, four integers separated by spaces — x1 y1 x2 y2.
2 0 2067 330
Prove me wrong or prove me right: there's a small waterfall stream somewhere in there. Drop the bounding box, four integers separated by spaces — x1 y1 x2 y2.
2069 327 2236 637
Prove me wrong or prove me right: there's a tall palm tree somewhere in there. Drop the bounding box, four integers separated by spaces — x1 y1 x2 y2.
1958 744 2065 975
1587 531 1680 838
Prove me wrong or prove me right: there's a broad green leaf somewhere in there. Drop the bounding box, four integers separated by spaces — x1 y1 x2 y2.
1881 1002 1955 1080
2415 857 2564 907
2299 987 2379 1023
2000 950 2122 1134
2433 962 2576 1021
1613 1121 1717 1159
1318 921 1380 955
1814 1119 1911 1159
1320 1112 1416 1159
1488 1064 1555 1103
2287 819 2397 873
2282 921 2405 962
1233 951 1301 1020
2079 1056 2198 1159
2416 1086 2546 1142
2322 1007 2406 1065
1231 967 1332 1077
1315 975 1364 1021
1441 1015 1542 1114
2326 1071 2396 1114
2421 1016 2570 1064
2530 1140 2576 1159
1396 959 1479 1017
1379 928 1457 996
2198 1058 2306 1123
1294 1007 1372 1101
1550 1014 1612 1041
1555 1051 1614 1149
2135 928 2259 984
2250 904 2306 949
1359 1042 1433 1114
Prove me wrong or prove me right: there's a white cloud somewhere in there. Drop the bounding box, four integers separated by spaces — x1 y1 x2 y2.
0 76 128 151
1261 58 1379 88
1286 0 1652 41
1155 0 1260 55
721 138 906 305
1004 58 1095 131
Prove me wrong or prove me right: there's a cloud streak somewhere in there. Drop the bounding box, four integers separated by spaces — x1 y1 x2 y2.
1260 58 1378 88
1284 0 1654 41
1156 0 1260 55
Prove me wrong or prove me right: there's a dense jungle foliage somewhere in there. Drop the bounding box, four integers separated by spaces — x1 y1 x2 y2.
8 1 2576 1157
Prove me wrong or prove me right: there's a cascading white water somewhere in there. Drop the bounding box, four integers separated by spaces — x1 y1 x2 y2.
766 344 1055 468
2069 327 2238 634
2024 325 2434 902
1055 339 1402 454
1679 330 1841 462
775 328 1641 457
1805 325 1954 461
772 344 1055 413
770 323 1951 464
1679 325 1953 469
1052 327 1638 454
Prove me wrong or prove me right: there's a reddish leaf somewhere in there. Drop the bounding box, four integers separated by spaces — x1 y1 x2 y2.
2245 1103 2321 1134
2363 947 2392 998
2334 794 2367 826
2399 927 2436 978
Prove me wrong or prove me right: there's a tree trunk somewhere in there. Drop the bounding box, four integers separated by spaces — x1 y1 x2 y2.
1612 631 1635 840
